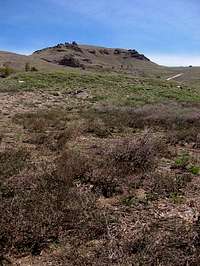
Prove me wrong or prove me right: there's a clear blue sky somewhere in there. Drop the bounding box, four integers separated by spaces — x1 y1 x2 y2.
1 0 200 66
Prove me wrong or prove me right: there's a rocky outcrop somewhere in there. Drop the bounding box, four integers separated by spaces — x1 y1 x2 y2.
32 42 152 71
58 55 82 67
34 41 82 54
99 49 110 55
88 49 96 55
128 49 150 61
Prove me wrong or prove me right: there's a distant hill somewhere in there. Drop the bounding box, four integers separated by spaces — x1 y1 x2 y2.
1 42 200 83
31 42 159 73
0 51 60 71
1 42 169 78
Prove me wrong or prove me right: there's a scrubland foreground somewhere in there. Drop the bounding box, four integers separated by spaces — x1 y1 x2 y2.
0 70 200 266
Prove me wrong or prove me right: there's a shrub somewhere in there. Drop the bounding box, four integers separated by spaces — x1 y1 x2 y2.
168 128 200 145
82 104 200 135
55 135 163 199
25 62 31 72
174 153 190 170
0 149 30 178
144 172 192 198
169 192 185 204
0 169 106 258
13 110 70 133
194 134 200 149
31 66 38 72
0 134 3 144
188 165 200 175
56 149 89 185
85 118 111 138
24 123 83 151
0 66 14 78
82 134 165 197
107 134 164 175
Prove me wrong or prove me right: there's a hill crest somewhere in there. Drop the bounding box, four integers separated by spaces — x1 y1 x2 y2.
31 41 154 71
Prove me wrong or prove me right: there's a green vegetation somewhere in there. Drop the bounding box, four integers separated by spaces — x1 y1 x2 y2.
174 153 200 175
0 149 29 178
189 165 200 175
0 71 200 106
169 192 185 204
175 153 190 169
0 65 14 78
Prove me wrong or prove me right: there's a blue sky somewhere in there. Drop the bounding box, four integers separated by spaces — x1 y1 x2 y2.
1 0 200 66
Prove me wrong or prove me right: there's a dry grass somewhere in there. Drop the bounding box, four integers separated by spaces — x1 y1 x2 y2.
54 134 166 198
1 72 200 265
0 149 30 179
0 169 107 260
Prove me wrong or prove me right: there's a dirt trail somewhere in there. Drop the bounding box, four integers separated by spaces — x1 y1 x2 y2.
166 73 184 81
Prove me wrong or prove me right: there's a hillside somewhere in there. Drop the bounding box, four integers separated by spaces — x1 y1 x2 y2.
2 43 200 84
0 51 61 71
0 42 173 78
0 43 200 265
32 42 179 77
32 42 153 69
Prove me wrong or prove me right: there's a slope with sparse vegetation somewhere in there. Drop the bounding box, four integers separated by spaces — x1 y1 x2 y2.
0 49 200 266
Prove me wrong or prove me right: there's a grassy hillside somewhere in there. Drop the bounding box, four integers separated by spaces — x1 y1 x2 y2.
0 68 200 265
170 66 200 86
1 43 200 86
1 70 200 103
0 51 62 71
0 43 180 78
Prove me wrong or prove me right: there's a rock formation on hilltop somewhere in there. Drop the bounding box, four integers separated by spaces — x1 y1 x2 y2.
32 41 153 71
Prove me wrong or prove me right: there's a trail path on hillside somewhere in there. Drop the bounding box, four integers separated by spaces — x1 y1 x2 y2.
166 73 184 81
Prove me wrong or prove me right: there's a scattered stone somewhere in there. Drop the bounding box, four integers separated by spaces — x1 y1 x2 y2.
51 92 60 97
75 91 90 99
88 49 96 55
99 49 109 55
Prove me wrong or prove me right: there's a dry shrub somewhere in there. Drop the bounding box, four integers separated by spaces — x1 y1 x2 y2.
42 208 200 265
93 134 166 197
54 122 85 150
0 168 106 259
0 147 107 260
82 108 145 132
143 172 192 198
17 110 85 150
107 134 165 175
0 172 69 256
56 149 89 185
0 148 30 179
97 135 166 197
85 104 200 134
85 118 111 138
59 134 166 198
25 123 84 151
118 217 200 266
0 134 3 144
17 114 49 133
0 66 14 78
167 128 200 145
194 133 200 149
13 109 71 133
